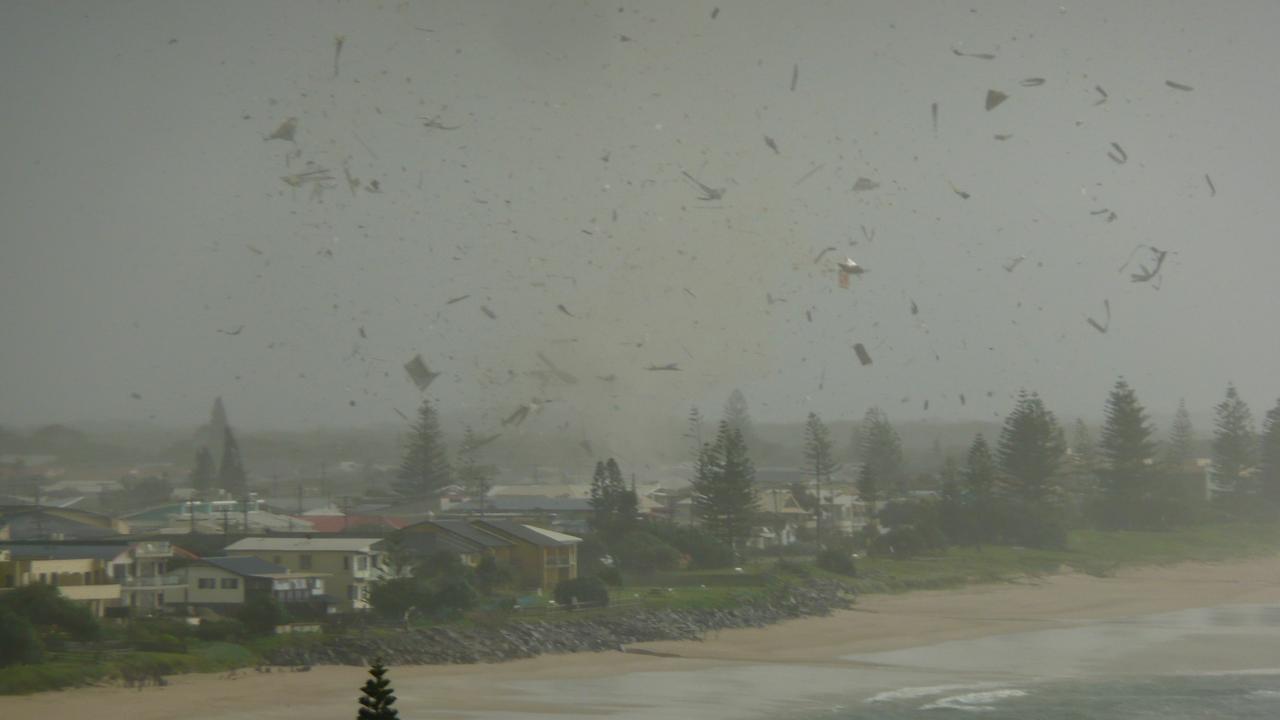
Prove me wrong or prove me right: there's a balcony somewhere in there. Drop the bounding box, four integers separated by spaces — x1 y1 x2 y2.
132 542 172 558
57 584 122 602
120 575 184 588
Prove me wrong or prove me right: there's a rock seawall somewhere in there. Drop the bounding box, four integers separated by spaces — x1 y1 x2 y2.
264 579 854 667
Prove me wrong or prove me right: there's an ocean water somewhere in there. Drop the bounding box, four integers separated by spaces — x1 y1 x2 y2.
813 673 1280 719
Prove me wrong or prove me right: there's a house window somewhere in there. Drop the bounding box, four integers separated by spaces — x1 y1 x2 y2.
38 573 47 584
357 556 368 571
347 584 358 600
84 571 92 584
343 556 350 570
198 578 216 589
299 554 313 570
220 578 239 590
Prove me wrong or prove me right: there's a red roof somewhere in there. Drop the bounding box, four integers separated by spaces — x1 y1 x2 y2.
294 515 410 533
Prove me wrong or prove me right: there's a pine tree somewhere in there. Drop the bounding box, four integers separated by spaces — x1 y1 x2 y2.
1097 379 1157 529
1258 398 1280 505
217 426 248 498
394 399 452 497
190 447 216 498
1165 399 1196 468
996 390 1065 504
457 426 496 514
722 389 755 448
607 459 639 533
803 412 840 545
1071 419 1098 473
962 433 998 545
684 406 705 459
588 461 609 530
857 407 903 512
1212 384 1256 495
357 659 400 720
691 422 758 557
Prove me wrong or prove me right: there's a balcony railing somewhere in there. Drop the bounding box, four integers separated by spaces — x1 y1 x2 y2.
132 542 172 558
120 575 184 588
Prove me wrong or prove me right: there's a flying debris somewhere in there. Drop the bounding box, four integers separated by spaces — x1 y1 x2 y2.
358 326 367 339
281 167 334 188
924 399 929 411
1003 255 1027 273
764 135 780 154
393 408 410 422
681 171 725 202
853 343 873 366
960 393 967 406
836 257 865 275
851 177 880 192
420 115 460 130
952 47 996 60
790 63 799 91
1093 85 1109 105
332 35 345 78
217 325 245 335
947 180 971 200
471 433 502 449
445 294 470 305
536 352 578 385
480 305 497 319
266 117 297 142
1107 142 1128 164
993 134 1013 141
502 405 531 427
556 304 575 318
813 246 838 264
1086 299 1111 334
985 89 1009 111
711 7 719 19
1091 208 1118 222
579 438 593 455
931 102 938 135
1020 78 1046 87
861 225 876 243
1120 245 1173 287
246 245 264 255
910 299 919 316
1165 80 1194 91
597 374 617 382
794 164 825 186
130 392 142 400
1205 174 1216 197
646 363 682 371
806 309 813 322
403 354 440 390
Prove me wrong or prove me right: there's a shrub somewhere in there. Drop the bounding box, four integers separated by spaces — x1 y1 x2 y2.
237 594 289 636
368 577 429 621
593 565 624 587
195 618 247 643
868 526 927 558
473 556 514 594
815 549 857 576
773 558 812 577
640 522 734 569
430 578 479 614
553 576 609 608
0 607 44 667
0 583 99 641
614 531 681 575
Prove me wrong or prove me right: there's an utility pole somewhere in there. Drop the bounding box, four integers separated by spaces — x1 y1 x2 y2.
189 499 197 534
296 482 304 514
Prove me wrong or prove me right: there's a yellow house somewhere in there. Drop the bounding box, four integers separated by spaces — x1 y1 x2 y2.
223 537 392 612
0 546 122 617
469 520 580 591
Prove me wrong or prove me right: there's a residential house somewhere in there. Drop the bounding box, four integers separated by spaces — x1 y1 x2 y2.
0 544 121 616
751 489 812 549
166 556 332 616
223 536 392 612
396 519 515 569
470 519 580 591
0 505 128 540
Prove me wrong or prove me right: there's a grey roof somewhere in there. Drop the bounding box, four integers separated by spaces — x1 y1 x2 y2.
473 519 581 547
450 495 591 512
201 555 289 577
416 519 512 548
0 543 129 561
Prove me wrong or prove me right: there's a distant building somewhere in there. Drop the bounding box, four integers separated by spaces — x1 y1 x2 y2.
0 540 174 616
397 518 580 591
0 505 128 541
166 555 332 616
223 536 394 612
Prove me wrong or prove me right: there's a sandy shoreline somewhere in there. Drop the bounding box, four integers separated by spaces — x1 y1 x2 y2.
8 556 1280 720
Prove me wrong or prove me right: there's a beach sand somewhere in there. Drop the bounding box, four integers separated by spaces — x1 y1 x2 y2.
8 556 1280 720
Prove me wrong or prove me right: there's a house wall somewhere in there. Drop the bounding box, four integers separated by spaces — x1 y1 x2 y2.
0 557 120 616
229 549 382 611
176 565 249 606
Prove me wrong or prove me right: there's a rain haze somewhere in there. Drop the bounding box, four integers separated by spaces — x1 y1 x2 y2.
2 0 1278 440
4 3 1280 720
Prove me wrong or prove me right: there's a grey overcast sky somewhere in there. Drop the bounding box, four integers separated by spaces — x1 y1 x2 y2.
2 0 1278 438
